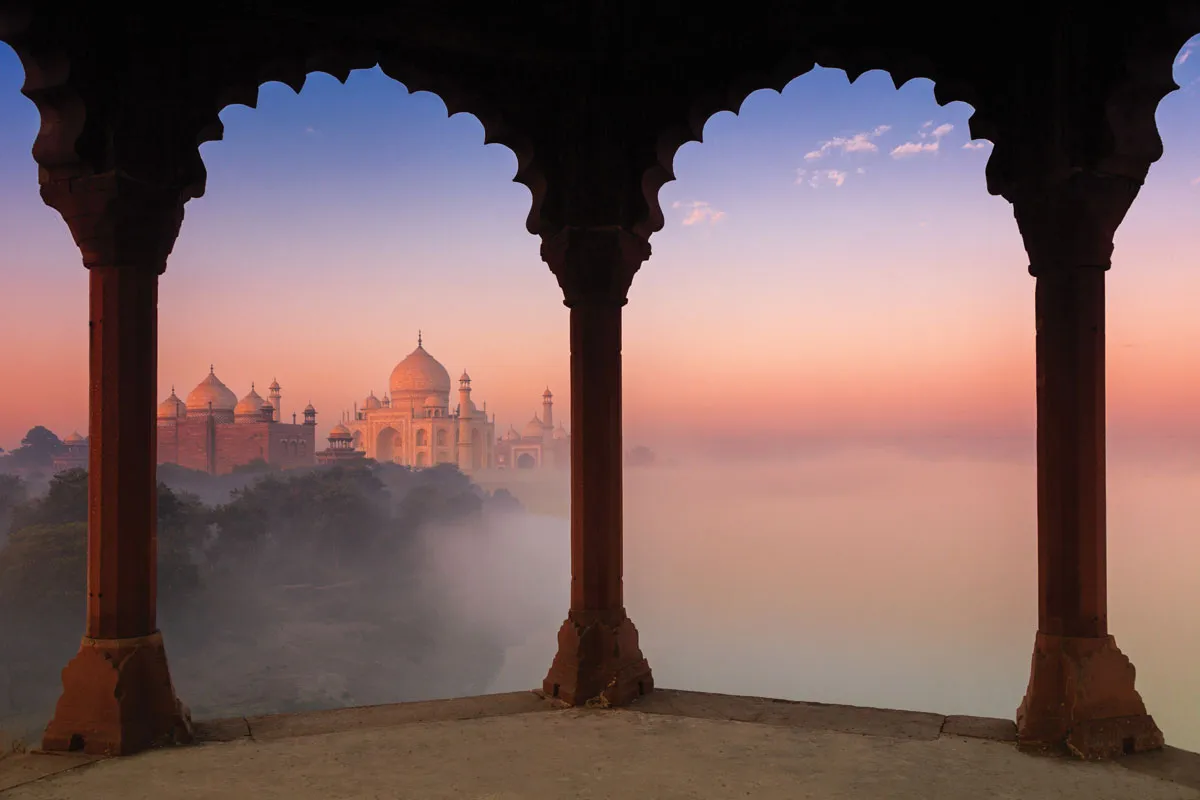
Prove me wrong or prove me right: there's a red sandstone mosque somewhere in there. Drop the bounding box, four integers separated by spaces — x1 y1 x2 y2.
154 336 569 475
156 369 319 474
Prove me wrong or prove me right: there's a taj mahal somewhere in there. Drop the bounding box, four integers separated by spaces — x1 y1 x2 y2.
156 333 568 475
342 333 569 472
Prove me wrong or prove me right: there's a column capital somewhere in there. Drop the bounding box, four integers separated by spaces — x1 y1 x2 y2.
1006 172 1142 277
540 227 652 308
40 173 186 274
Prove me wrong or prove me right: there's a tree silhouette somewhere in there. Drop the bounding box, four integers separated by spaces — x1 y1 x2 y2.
8 468 87 531
0 474 26 541
0 427 63 472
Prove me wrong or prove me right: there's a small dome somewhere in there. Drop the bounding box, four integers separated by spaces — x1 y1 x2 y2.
552 424 567 440
504 426 520 441
304 403 316 413
268 379 280 392
63 430 85 445
329 423 352 440
157 389 186 419
235 385 266 417
186 369 238 412
382 394 391 407
460 370 471 382
522 415 545 440
424 394 442 408
362 392 382 410
389 338 452 400
543 387 553 399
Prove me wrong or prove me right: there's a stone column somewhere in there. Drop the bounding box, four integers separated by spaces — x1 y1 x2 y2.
1009 173 1161 759
540 227 654 706
40 174 192 756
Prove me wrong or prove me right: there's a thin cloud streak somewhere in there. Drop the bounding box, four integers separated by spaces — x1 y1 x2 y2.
804 125 892 160
672 200 727 226
891 122 954 157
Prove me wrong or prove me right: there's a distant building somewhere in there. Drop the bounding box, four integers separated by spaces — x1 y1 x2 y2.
494 388 569 470
316 423 365 466
156 368 317 475
342 334 568 473
51 431 89 472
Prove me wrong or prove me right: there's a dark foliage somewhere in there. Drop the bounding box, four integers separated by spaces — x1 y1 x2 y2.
0 459 529 738
0 427 63 473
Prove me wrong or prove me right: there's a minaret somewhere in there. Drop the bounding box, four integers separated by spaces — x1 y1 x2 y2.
457 371 474 473
542 388 554 430
458 371 473 419
268 378 282 422
303 402 317 426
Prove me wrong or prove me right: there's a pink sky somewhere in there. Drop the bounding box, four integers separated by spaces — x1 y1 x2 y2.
1 44 1198 452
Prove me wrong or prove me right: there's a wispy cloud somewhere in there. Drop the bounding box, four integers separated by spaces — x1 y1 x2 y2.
1191 176 1200 186
890 122 954 157
672 200 726 226
796 168 848 188
963 140 991 150
1178 48 1192 66
305 125 319 136
804 125 892 160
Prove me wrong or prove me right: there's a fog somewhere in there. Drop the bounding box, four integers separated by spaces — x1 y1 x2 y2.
0 463 569 749
2 443 1199 755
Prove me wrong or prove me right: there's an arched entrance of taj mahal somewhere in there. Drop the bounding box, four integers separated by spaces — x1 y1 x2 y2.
375 427 400 464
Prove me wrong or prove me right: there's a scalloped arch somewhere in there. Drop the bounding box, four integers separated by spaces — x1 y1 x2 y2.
194 45 546 234
0 25 547 230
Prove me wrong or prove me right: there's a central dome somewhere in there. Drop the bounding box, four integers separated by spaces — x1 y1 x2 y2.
186 369 238 412
389 341 451 400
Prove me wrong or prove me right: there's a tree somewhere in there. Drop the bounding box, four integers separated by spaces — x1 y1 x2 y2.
232 458 277 475
487 488 524 513
0 522 88 629
0 473 27 545
4 427 63 471
8 468 87 531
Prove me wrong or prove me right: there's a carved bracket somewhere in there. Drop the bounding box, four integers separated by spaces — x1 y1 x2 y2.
541 227 651 308
41 173 186 273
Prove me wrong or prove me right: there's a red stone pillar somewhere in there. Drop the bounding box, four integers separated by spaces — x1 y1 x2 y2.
540 227 654 706
40 174 192 756
1011 174 1161 759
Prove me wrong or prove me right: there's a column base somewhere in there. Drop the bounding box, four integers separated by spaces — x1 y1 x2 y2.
1016 632 1162 759
542 609 653 707
42 631 193 756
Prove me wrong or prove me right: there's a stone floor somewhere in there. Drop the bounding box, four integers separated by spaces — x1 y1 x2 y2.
2 689 1198 799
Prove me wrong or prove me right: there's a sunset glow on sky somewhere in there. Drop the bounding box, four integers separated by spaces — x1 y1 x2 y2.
1 39 1198 452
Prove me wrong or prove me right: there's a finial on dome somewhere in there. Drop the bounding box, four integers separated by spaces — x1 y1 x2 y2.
418 330 423 348
209 364 214 374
